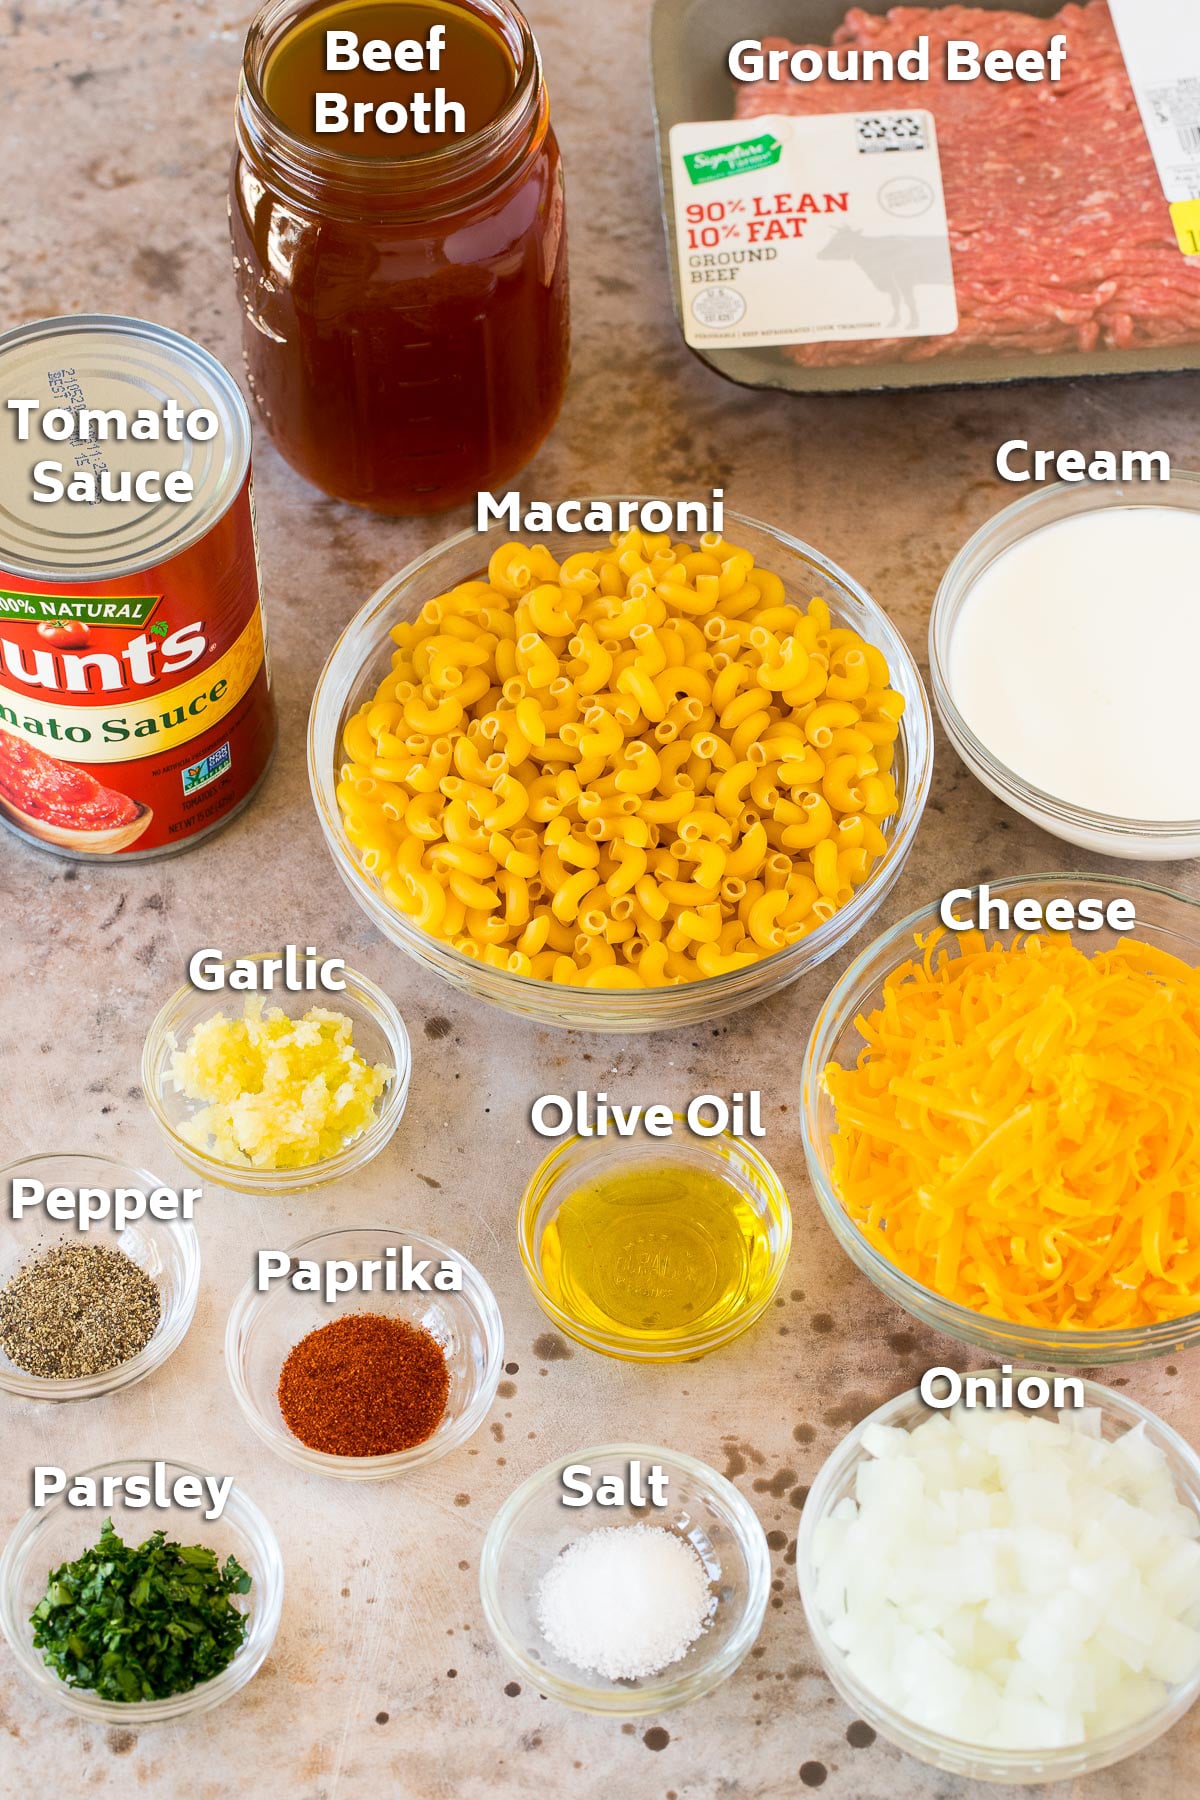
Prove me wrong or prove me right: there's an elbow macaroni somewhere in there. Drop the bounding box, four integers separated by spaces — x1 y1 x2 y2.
336 531 904 987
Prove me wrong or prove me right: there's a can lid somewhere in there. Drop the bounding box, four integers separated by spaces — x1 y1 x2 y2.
0 315 252 582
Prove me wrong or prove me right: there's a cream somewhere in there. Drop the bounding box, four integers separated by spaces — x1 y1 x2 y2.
948 506 1200 822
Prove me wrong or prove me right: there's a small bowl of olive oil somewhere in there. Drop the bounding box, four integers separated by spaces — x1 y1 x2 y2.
516 1130 792 1362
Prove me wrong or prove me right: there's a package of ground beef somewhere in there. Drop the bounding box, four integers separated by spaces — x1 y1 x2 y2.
652 0 1200 388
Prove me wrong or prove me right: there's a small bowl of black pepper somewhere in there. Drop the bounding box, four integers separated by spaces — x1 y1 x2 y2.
0 1154 201 1402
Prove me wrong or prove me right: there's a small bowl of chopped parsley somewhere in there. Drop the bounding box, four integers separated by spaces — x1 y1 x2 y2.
0 1458 283 1720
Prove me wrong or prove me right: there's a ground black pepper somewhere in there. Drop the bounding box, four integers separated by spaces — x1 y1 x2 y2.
277 1312 450 1456
0 1242 161 1378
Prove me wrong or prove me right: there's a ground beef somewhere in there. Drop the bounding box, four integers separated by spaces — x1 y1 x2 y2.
733 2 1200 363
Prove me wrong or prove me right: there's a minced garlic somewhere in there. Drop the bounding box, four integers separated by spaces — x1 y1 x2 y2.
169 1001 391 1170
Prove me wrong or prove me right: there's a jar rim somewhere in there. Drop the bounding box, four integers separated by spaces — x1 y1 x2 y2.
237 0 545 200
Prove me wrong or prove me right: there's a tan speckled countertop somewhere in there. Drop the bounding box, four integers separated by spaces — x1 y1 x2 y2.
1 2 1198 1796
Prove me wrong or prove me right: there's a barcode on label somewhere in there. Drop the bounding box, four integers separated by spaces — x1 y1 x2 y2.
855 113 928 154
1179 124 1200 154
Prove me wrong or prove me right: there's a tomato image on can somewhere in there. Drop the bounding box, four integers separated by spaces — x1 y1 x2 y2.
0 314 276 858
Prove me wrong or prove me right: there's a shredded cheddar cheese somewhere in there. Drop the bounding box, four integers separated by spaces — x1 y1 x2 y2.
824 929 1200 1331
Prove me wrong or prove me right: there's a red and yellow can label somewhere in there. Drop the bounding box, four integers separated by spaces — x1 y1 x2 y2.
0 470 275 855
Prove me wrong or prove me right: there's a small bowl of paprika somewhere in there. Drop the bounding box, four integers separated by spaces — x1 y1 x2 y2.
224 1225 504 1481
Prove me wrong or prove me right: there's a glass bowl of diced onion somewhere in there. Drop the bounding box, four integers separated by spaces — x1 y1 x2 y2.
800 874 1200 1365
307 504 932 1032
797 1378 1200 1783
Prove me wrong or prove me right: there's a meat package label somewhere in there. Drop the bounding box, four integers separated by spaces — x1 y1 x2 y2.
1109 0 1200 256
668 111 957 350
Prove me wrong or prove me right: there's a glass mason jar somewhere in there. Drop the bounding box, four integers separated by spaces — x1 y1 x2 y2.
230 0 569 515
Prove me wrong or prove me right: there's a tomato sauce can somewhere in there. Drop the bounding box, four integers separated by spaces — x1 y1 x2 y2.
0 314 276 859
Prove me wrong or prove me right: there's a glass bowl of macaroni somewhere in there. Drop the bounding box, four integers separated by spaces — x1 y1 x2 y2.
800 874 1200 1365
309 503 932 1031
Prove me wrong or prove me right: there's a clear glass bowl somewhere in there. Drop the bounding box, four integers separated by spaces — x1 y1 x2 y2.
801 874 1200 1365
0 1457 283 1723
517 1129 792 1361
225 1225 504 1480
797 1378 1200 1784
142 956 411 1195
308 503 932 1031
479 1441 769 1714
930 474 1200 860
0 1154 200 1402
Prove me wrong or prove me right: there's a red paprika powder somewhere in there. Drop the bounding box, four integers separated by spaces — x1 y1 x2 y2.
278 1312 449 1456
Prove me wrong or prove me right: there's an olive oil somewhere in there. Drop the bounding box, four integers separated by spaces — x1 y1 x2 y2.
538 1163 775 1349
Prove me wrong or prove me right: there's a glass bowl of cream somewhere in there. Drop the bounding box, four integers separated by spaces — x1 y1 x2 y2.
930 474 1200 859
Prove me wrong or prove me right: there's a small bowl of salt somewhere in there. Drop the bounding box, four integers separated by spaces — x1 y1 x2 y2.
479 1442 770 1714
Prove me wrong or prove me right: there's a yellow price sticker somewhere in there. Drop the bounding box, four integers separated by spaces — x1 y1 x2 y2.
1170 198 1200 257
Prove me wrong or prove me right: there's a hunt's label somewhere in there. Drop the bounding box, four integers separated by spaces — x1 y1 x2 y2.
668 110 957 349
0 316 276 859
0 607 265 764
0 469 274 855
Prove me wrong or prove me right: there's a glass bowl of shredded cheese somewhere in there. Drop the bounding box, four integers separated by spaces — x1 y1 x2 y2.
479 1442 770 1713
797 1378 1200 1782
308 504 932 1032
142 958 411 1194
802 875 1200 1365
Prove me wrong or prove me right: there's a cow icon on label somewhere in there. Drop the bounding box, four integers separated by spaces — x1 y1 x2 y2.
817 226 950 330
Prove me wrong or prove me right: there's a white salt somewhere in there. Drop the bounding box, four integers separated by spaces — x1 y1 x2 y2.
535 1523 716 1682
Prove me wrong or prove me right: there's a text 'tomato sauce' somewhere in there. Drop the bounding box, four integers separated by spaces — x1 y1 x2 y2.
0 315 276 860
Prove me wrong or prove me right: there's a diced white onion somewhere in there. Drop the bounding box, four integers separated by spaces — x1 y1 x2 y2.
808 1405 1200 1750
